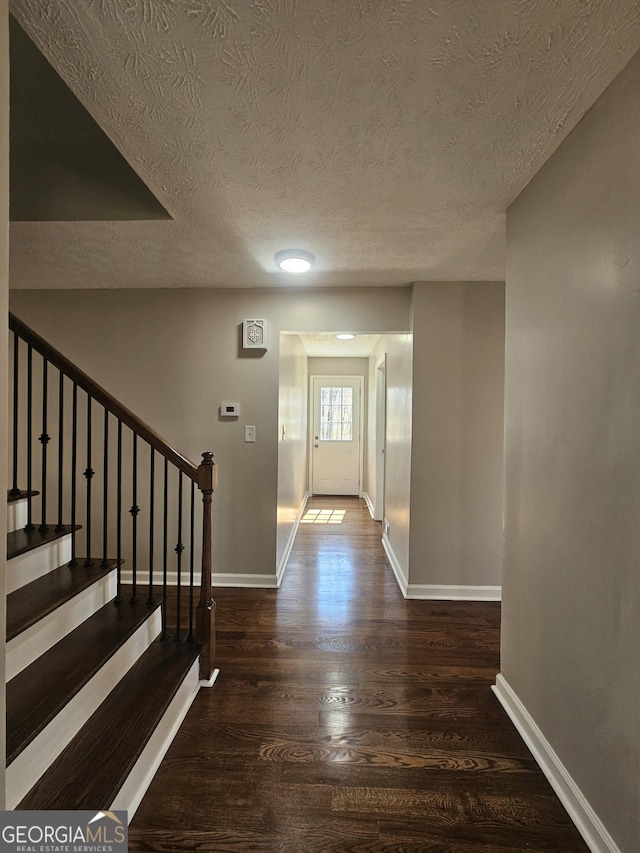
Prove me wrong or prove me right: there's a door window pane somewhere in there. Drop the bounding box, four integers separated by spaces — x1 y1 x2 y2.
320 386 354 442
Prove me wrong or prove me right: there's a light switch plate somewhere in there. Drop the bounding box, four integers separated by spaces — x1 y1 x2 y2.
245 425 256 442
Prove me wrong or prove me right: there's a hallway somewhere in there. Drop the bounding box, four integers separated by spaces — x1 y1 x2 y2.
129 497 588 852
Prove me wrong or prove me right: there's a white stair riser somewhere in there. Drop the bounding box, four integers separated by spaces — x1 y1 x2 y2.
6 608 162 810
8 535 72 593
7 498 28 534
6 572 117 681
111 659 202 821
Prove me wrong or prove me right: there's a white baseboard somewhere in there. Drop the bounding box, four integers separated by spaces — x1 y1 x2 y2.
120 570 202 586
121 571 279 588
276 491 310 587
492 674 621 853
380 536 501 602
199 667 220 688
112 657 201 822
211 572 278 588
381 532 408 596
362 492 375 519
406 583 502 601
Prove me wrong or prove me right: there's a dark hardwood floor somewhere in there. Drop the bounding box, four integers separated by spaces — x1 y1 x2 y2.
129 496 589 852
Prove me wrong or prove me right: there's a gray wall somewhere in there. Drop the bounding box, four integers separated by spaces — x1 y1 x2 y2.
10 287 411 584
371 333 413 579
307 357 369 377
0 0 8 807
409 282 505 591
503 50 640 852
276 333 308 574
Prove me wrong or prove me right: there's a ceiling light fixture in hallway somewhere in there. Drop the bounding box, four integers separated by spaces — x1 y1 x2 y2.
274 249 316 273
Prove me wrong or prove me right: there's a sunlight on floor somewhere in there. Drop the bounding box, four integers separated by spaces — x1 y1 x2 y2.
301 509 346 525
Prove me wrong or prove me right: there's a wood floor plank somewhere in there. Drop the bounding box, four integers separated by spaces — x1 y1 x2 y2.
129 496 589 852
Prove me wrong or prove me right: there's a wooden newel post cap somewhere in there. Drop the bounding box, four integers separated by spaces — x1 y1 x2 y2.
198 451 217 492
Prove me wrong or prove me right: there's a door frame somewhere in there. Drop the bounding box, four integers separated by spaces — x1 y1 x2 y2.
374 355 387 521
308 374 365 496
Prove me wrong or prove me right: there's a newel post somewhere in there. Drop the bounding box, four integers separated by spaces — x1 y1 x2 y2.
196 451 217 681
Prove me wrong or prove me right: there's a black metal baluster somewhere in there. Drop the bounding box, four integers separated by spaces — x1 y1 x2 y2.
102 408 109 565
116 421 123 603
129 433 139 603
84 396 94 566
55 370 64 531
39 359 51 531
175 472 184 642
25 345 34 530
187 479 195 643
147 447 155 606
162 457 168 640
69 383 78 564
10 332 20 496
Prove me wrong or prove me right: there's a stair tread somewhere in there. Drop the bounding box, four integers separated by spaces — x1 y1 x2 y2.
17 638 199 810
7 598 160 764
7 524 80 560
7 490 39 503
7 559 119 642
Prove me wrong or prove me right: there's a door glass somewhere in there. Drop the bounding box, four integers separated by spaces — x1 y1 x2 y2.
320 386 353 441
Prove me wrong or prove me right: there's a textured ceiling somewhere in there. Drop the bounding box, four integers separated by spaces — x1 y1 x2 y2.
9 0 640 290
10 16 171 221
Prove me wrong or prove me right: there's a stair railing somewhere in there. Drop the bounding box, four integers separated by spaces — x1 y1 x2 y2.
8 313 217 681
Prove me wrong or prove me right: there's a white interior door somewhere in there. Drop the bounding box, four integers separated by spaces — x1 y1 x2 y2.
311 376 362 495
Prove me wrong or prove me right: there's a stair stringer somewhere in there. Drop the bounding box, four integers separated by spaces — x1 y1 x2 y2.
111 658 202 822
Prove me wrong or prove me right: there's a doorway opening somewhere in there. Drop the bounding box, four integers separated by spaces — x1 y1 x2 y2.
309 375 364 495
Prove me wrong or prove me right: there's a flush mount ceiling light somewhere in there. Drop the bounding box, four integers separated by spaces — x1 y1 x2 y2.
336 333 356 340
275 249 316 273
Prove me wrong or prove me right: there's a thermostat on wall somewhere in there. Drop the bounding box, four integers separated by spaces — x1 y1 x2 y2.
220 402 240 417
243 319 267 349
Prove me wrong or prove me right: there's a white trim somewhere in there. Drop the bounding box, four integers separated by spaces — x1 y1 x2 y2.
6 609 161 809
381 532 408 596
492 674 621 853
120 569 202 586
6 571 118 681
374 354 387 522
7 535 72 593
111 657 201 822
309 374 365 496
199 667 220 688
378 540 501 602
276 491 310 586
362 492 375 519
406 584 502 601
211 572 278 588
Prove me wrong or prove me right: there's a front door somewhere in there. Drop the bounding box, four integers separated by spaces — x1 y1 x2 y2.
310 376 362 495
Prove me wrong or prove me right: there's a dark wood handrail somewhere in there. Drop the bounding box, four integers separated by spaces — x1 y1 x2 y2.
9 313 199 482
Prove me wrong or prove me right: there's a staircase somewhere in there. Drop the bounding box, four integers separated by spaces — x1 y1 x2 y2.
5 314 218 818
